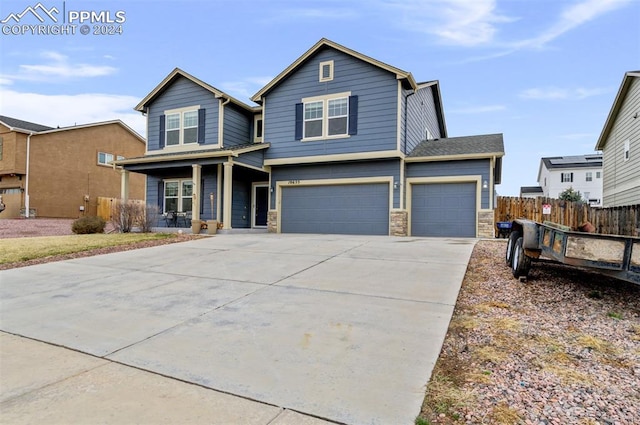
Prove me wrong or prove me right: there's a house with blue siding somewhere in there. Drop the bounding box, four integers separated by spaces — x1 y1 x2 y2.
115 39 504 237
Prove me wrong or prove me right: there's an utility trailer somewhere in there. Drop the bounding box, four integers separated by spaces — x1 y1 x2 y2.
505 219 640 285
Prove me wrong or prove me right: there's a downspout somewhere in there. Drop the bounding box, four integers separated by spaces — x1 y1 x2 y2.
217 97 231 147
24 132 34 218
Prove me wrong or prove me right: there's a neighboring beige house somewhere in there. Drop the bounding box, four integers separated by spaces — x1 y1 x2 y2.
595 71 640 207
0 116 146 218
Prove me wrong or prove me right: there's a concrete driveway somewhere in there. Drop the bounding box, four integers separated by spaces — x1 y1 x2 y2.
0 234 475 425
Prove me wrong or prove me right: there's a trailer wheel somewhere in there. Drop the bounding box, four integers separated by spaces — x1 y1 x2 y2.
505 230 521 266
512 237 531 278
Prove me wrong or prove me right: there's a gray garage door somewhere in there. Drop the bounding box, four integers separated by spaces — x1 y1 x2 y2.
281 183 389 235
411 182 476 237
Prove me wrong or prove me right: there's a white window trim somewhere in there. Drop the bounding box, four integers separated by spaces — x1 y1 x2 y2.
319 60 334 82
97 151 114 167
163 179 194 213
164 105 200 147
623 139 630 162
301 91 351 142
254 114 263 143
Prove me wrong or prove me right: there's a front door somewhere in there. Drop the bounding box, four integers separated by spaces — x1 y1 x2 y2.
252 184 269 227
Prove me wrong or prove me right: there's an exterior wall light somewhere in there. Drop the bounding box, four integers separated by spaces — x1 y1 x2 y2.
482 180 489 189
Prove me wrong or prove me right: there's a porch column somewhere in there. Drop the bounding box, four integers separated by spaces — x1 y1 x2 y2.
120 169 130 201
192 164 202 221
223 161 233 230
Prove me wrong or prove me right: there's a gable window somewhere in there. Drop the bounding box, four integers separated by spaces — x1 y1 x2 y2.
161 106 204 147
586 172 592 182
164 179 193 213
97 152 114 166
254 115 263 143
296 92 357 141
319 60 333 82
561 172 573 183
624 139 630 161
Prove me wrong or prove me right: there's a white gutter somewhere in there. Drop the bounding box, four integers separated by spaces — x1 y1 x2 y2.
24 132 34 218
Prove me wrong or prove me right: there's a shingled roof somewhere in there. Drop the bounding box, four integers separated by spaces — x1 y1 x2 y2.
0 115 53 132
407 133 504 158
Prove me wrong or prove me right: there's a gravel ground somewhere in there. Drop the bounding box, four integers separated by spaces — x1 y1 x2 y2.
0 218 78 238
420 240 640 425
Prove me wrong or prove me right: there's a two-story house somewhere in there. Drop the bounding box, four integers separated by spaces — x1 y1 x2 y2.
0 116 145 218
595 71 640 207
115 39 504 237
537 154 603 205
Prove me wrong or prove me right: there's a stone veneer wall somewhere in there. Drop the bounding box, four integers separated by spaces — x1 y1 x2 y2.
477 210 495 238
390 210 408 236
267 210 278 233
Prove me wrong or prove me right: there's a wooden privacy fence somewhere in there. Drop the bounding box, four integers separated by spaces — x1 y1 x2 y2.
97 197 144 222
495 197 640 237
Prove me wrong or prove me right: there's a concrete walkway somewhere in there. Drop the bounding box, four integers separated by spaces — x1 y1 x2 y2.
0 234 476 425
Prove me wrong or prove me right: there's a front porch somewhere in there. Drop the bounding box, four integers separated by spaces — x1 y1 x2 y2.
116 144 270 232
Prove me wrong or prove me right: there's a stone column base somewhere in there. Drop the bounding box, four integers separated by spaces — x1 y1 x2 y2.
267 210 278 233
390 210 408 236
477 210 495 238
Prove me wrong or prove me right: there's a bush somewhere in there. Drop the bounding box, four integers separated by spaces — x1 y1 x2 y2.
72 216 106 234
110 200 156 233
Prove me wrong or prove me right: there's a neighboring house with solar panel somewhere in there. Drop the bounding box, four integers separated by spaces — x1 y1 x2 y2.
595 71 640 207
0 115 145 218
537 154 603 206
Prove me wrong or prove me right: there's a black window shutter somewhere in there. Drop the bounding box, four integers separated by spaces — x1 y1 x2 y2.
348 95 358 135
198 108 206 144
159 115 166 148
200 178 205 215
157 181 164 212
295 103 303 140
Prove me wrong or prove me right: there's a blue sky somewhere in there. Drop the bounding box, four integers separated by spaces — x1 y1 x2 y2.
1 0 638 196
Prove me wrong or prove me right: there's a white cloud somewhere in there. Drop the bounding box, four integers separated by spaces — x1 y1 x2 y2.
0 89 146 137
384 0 516 46
519 86 610 100
448 104 506 114
2 51 117 83
516 0 632 49
220 76 273 101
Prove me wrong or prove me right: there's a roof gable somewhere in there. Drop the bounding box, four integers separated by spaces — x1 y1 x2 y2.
251 38 418 102
595 70 640 150
135 68 257 113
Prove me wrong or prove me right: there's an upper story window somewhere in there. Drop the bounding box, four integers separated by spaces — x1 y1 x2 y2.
623 139 630 161
585 172 592 182
97 152 114 166
166 108 198 146
295 92 357 141
596 171 601 178
160 106 204 148
319 60 334 82
561 172 573 183
254 115 263 143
